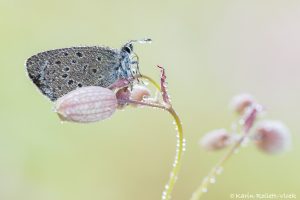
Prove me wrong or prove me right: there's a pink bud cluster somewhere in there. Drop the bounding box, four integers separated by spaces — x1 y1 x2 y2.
200 94 291 154
253 120 291 154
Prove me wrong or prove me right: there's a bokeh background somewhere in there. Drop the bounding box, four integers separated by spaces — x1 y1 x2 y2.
1 0 299 199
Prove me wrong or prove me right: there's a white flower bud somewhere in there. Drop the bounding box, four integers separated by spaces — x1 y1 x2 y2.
54 86 117 123
129 85 151 107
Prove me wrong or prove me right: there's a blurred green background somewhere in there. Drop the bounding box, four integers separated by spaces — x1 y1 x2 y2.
0 0 299 199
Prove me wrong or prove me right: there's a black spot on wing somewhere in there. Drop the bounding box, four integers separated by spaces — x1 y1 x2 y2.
76 52 83 57
68 79 74 85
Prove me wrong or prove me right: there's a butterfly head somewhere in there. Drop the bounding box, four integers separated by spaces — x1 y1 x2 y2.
120 38 152 81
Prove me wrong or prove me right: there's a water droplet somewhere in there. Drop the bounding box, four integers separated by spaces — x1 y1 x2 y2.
162 191 167 200
241 137 250 147
215 166 223 175
202 188 208 193
239 119 245 125
210 177 216 184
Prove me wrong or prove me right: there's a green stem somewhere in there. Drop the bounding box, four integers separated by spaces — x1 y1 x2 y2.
141 75 185 200
191 106 259 200
141 75 161 91
162 107 184 200
190 135 247 200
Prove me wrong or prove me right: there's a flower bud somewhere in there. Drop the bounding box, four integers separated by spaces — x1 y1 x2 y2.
200 129 232 151
253 120 291 154
54 86 117 123
230 93 255 114
129 85 151 107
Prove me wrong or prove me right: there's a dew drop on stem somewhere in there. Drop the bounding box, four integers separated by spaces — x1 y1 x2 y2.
209 177 216 184
215 166 223 175
202 188 208 193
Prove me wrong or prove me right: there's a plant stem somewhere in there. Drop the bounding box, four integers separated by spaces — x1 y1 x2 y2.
190 105 259 200
139 75 185 200
118 99 167 110
162 107 184 200
141 75 161 91
125 101 184 200
190 134 247 200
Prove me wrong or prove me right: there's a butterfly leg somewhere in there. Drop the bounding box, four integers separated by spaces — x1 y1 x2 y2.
108 78 132 90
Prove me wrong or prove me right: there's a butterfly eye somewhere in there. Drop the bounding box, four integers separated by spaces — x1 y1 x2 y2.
124 46 131 54
122 43 133 54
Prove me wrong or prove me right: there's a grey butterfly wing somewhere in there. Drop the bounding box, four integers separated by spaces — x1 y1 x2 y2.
26 46 121 101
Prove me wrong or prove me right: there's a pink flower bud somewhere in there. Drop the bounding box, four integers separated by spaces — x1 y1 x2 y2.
230 93 255 114
200 129 233 151
253 120 291 154
129 85 151 106
54 86 117 123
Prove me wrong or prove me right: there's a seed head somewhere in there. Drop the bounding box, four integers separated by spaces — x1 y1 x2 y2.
200 129 233 151
54 86 117 123
230 93 255 114
253 120 291 154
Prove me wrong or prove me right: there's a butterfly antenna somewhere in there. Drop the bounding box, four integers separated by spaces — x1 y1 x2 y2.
126 38 152 46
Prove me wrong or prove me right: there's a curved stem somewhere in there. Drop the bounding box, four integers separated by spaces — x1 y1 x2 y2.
135 75 185 200
141 75 161 91
125 100 184 200
118 99 167 110
191 106 259 200
190 134 247 200
162 107 184 200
